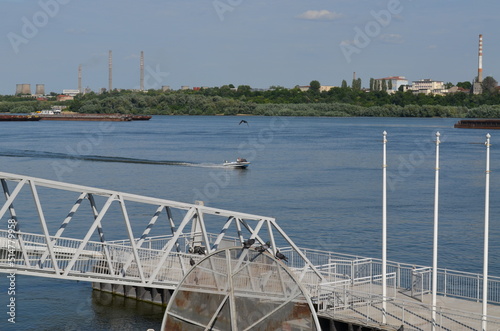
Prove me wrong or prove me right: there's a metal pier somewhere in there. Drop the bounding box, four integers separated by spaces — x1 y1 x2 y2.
1 171 500 330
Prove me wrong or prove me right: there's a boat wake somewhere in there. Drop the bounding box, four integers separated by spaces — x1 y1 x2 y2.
0 149 220 168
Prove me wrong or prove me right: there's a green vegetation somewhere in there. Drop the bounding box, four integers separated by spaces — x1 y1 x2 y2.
1 79 499 118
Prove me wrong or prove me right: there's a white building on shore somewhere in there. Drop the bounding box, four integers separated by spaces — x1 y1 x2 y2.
374 76 408 93
411 79 447 95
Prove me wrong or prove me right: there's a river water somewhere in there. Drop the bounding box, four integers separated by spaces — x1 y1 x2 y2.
1 116 499 330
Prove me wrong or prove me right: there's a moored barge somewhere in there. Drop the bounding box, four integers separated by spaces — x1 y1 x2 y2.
37 114 152 121
0 114 41 121
454 119 500 129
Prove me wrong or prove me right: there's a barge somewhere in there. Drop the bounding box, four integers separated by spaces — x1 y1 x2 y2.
454 119 500 129
37 114 152 121
0 114 41 121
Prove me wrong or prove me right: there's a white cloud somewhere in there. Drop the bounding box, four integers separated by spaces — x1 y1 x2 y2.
297 10 343 21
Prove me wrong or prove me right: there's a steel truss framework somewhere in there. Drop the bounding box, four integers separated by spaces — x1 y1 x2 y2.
0 171 323 289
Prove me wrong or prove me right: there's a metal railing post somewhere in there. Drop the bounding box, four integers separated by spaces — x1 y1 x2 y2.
444 269 447 297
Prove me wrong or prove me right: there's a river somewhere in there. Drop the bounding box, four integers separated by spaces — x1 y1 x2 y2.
1 116 499 330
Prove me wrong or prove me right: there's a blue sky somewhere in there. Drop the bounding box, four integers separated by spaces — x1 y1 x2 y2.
1 0 499 95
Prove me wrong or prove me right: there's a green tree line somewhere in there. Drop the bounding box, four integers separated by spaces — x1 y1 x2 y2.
1 82 499 118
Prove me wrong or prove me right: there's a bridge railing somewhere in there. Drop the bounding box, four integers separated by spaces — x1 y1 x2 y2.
0 229 203 286
107 233 241 252
317 287 500 331
280 246 500 304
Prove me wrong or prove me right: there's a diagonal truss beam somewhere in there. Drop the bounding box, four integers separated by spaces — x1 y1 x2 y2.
147 207 197 284
38 192 87 265
62 194 117 277
1 179 31 266
29 180 61 274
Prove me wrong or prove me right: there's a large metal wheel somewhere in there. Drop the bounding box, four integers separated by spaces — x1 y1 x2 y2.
162 246 320 330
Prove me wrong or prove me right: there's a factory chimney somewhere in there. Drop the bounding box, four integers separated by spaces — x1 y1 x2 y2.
108 50 113 91
472 34 484 95
78 64 82 93
478 34 483 83
140 51 144 91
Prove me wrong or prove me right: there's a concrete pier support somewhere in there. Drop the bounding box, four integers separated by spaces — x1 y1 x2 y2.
92 282 172 306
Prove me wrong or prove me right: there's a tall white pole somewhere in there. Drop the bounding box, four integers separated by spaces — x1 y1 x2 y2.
482 133 491 331
432 132 440 330
382 131 387 324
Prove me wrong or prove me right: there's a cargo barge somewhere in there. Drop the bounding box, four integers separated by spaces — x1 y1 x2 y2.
454 119 500 129
0 114 41 121
37 114 152 121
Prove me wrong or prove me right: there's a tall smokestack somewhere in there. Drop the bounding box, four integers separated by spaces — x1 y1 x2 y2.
140 51 144 91
108 50 113 91
478 34 483 83
78 64 82 93
353 72 356 81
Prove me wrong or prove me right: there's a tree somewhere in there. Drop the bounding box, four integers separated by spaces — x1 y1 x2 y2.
341 80 348 89
388 80 393 91
309 80 320 92
237 85 252 96
482 76 498 94
352 78 362 90
370 78 374 91
382 80 387 91
457 81 472 90
444 82 454 89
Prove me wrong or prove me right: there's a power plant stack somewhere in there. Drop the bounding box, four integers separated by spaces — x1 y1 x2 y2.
473 34 483 94
15 84 31 95
140 51 144 91
108 50 113 92
35 84 45 96
78 64 82 93
478 34 483 83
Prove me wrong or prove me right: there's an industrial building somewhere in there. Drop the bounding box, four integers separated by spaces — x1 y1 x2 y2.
15 83 47 96
15 84 32 95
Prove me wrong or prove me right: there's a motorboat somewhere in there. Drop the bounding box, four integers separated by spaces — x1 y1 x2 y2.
223 158 250 169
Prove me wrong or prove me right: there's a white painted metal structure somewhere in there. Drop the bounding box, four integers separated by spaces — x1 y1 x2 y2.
0 170 323 290
483 133 491 331
432 132 440 330
382 130 388 324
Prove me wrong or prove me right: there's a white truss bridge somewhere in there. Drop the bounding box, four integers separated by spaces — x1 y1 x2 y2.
1 170 500 330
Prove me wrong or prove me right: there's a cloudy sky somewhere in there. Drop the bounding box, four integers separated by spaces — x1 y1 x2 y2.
1 0 499 95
